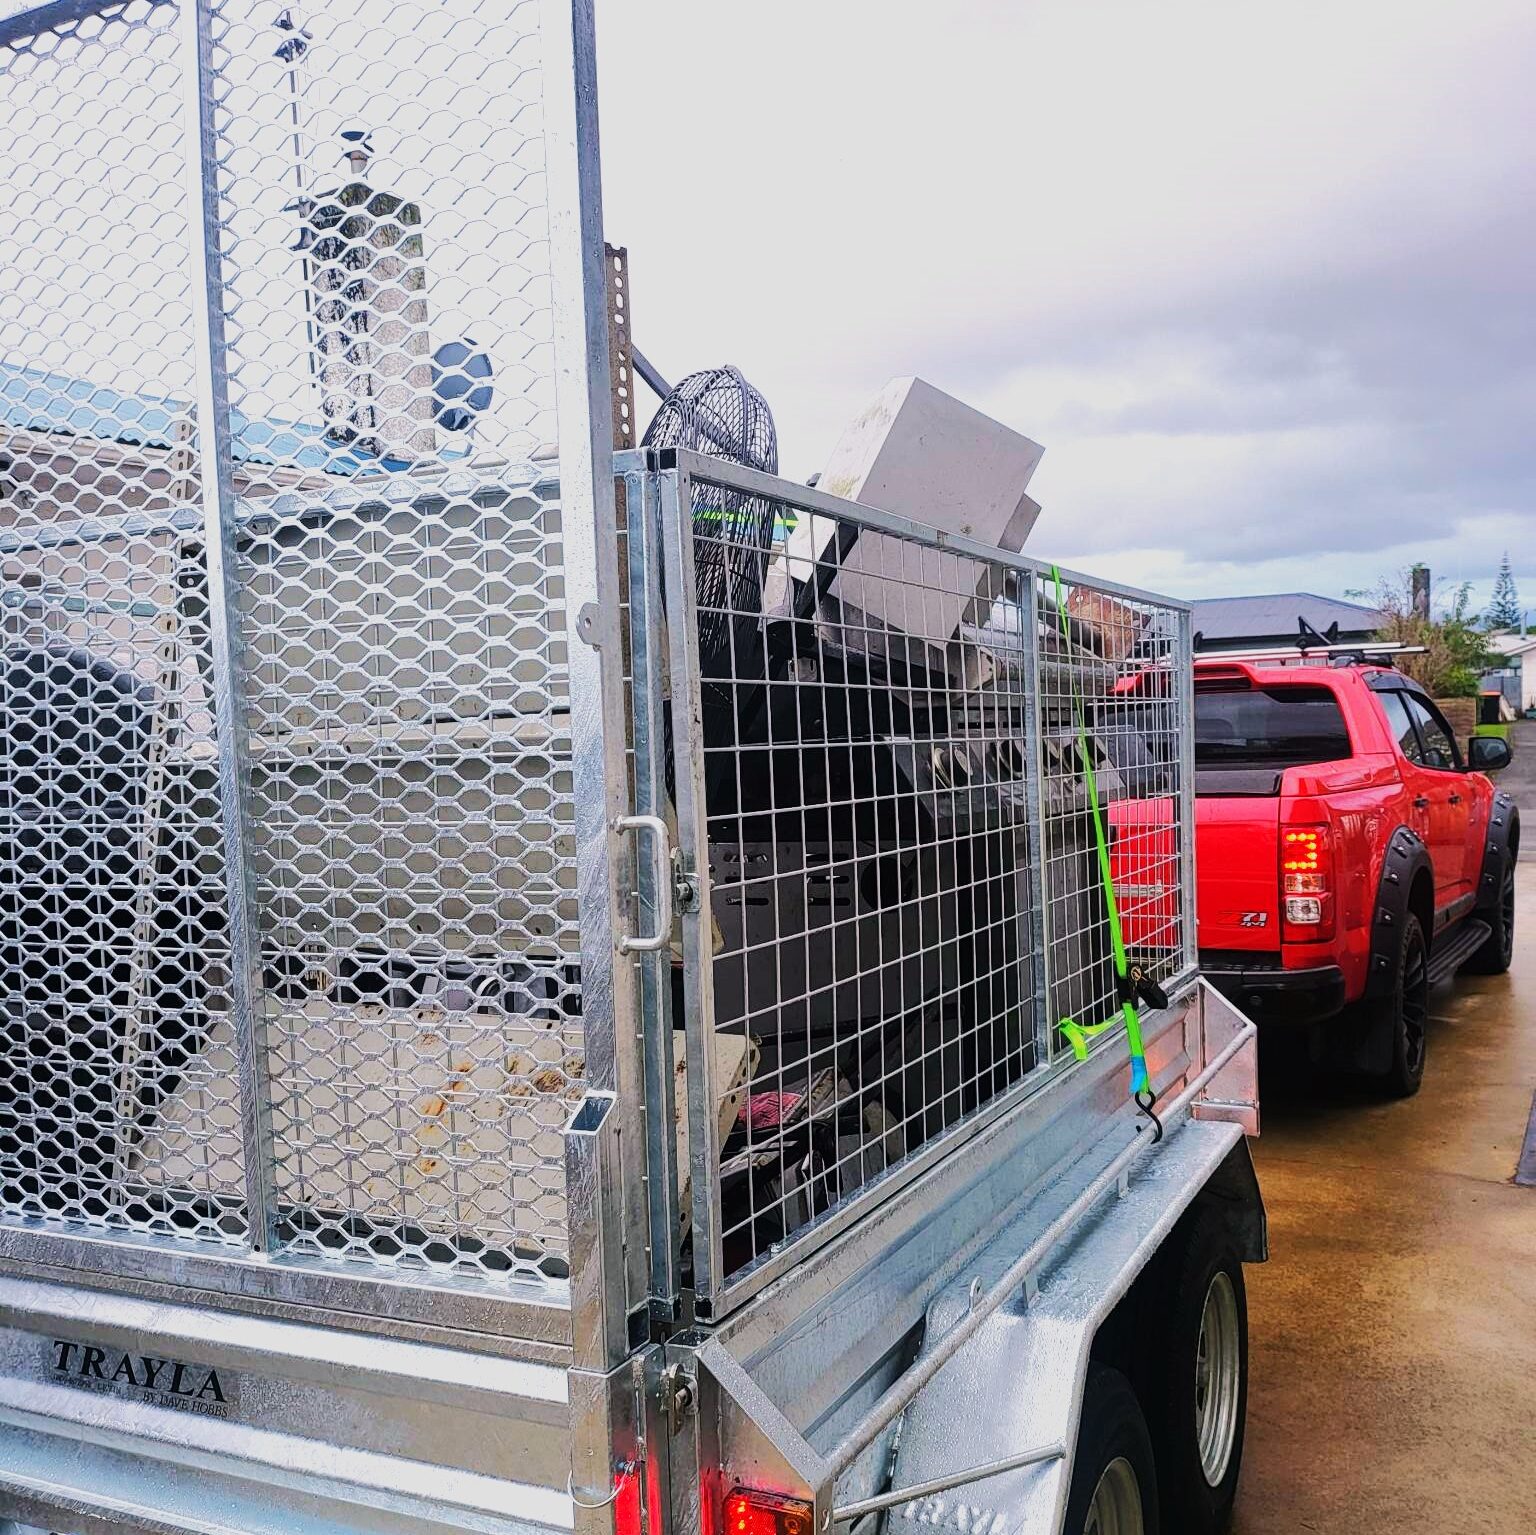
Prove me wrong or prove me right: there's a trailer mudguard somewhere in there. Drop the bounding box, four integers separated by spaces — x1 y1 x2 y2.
881 1121 1257 1535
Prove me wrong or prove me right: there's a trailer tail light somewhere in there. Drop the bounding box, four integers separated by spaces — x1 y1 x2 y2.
1281 826 1334 940
614 1463 642 1535
725 1488 814 1535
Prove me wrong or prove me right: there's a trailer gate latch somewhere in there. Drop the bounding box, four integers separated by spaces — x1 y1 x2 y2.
660 1363 695 1435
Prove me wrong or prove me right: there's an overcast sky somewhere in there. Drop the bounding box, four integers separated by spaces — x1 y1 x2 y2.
597 0 1536 614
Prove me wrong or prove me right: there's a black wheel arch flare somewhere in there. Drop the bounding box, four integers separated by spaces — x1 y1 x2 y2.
1473 790 1520 916
1363 826 1432 1003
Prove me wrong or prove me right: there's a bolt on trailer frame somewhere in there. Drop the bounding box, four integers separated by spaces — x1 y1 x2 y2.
0 4 1261 1535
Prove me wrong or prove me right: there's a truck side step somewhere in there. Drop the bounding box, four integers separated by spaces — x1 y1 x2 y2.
1427 919 1491 986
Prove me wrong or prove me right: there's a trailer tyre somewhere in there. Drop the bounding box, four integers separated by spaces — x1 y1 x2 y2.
1066 1364 1159 1535
1140 1210 1247 1535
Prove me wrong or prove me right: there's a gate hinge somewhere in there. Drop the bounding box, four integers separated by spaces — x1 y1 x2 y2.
673 852 701 914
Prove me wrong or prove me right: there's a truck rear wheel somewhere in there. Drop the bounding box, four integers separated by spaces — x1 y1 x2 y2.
1138 1209 1248 1535
1366 911 1429 1096
1067 1364 1159 1535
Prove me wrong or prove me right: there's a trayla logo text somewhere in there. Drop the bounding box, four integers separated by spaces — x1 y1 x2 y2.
47 1339 238 1417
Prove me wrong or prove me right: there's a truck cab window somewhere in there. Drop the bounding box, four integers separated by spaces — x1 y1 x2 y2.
1376 690 1424 765
1194 684 1351 767
1404 693 1462 771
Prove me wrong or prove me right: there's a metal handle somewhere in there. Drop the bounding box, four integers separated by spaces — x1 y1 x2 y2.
614 814 674 954
1414 795 1430 809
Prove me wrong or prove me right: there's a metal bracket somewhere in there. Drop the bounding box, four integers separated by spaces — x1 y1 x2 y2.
1190 981 1260 1135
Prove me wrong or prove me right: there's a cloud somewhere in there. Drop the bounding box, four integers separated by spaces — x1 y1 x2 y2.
600 0 1536 607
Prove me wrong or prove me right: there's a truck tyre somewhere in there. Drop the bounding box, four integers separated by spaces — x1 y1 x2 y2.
1138 1209 1247 1535
1464 851 1515 975
1066 1364 1159 1535
1366 911 1429 1096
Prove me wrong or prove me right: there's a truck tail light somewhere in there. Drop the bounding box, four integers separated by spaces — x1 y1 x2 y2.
1281 825 1334 940
725 1489 814 1535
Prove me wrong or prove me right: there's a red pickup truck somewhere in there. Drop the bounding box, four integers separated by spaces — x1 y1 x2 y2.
1190 657 1518 1094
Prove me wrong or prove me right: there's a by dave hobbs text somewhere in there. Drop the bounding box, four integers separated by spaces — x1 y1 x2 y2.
46 1338 238 1417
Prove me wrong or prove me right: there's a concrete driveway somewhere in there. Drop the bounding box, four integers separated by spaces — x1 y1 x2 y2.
1231 743 1536 1532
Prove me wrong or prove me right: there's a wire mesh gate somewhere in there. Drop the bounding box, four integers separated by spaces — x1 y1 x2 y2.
640 453 1196 1318
0 0 624 1319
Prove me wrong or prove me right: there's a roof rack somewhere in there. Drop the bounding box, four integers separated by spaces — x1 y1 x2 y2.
1195 640 1427 666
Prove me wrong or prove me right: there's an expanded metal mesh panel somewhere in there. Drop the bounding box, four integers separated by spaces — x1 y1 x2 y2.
236 473 580 1279
1034 573 1189 1050
205 0 554 484
0 1 246 1240
198 0 578 1282
667 472 1044 1297
0 526 245 1238
0 0 590 1295
0 1 192 527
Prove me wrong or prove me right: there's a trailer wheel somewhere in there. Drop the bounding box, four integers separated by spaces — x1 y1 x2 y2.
1066 1364 1159 1535
1140 1210 1247 1535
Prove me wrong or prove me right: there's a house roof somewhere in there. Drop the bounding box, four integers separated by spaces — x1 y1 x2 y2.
0 359 411 476
1489 632 1536 657
1191 591 1384 644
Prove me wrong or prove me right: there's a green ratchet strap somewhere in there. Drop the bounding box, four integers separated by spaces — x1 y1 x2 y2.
1049 565 1153 1107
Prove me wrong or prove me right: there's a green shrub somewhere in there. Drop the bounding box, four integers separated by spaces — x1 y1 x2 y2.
1346 572 1495 698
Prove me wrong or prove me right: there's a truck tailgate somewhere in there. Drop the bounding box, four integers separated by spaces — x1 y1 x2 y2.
1108 796 1181 958
1196 793 1281 952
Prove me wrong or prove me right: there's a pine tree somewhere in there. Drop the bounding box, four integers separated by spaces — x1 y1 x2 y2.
1487 552 1521 631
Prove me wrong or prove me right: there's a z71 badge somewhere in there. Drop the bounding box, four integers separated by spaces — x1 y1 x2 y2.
45 1338 238 1418
1238 912 1269 928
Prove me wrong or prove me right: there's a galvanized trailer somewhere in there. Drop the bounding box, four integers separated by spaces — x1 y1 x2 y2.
0 4 1263 1535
